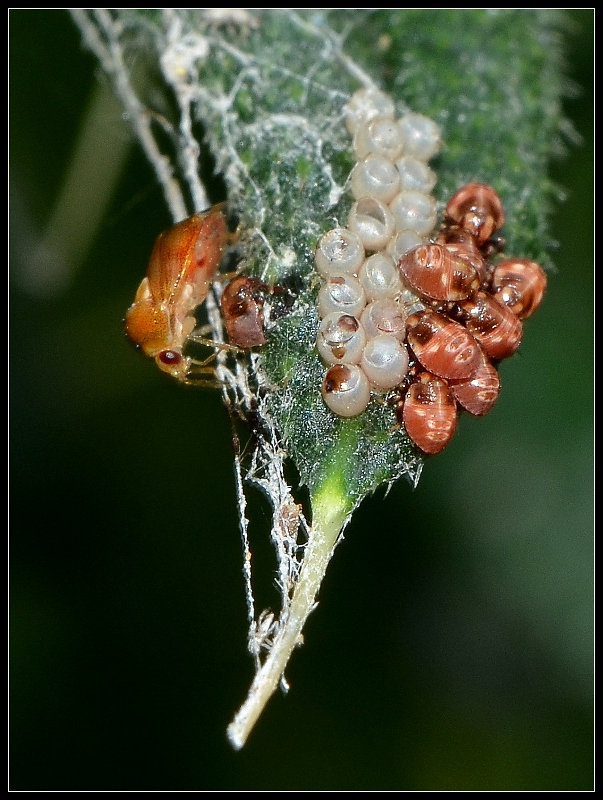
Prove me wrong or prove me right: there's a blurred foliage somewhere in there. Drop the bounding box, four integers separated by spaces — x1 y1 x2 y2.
10 9 592 790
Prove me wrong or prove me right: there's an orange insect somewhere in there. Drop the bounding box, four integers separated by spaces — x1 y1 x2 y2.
456 291 523 361
398 371 458 455
491 258 547 319
124 205 232 381
444 182 505 247
397 242 480 303
221 275 269 348
406 309 483 381
448 346 500 417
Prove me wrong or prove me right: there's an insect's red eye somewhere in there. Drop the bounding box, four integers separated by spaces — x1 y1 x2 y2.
158 349 182 366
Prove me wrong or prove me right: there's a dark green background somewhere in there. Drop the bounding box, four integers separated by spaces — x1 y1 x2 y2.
10 10 593 790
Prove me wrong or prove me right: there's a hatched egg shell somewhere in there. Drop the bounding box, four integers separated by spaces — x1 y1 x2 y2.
322 363 371 417
398 113 442 161
353 116 405 160
347 196 395 252
318 273 367 318
390 191 438 237
360 334 410 390
315 227 365 277
316 311 367 365
344 88 396 136
358 252 403 301
395 155 437 193
361 298 408 342
350 154 401 204
386 229 426 264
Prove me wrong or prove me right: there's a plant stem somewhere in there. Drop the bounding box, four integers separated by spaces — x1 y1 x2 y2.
226 474 351 750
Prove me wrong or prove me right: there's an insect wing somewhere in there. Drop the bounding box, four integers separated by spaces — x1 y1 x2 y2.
145 207 228 307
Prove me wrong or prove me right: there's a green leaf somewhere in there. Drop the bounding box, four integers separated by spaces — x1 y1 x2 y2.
186 8 569 506
71 8 573 747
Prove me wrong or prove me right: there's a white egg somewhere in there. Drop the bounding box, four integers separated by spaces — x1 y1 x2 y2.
322 364 371 417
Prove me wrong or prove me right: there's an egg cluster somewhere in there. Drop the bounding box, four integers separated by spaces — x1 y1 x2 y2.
316 88 442 419
316 88 547 455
